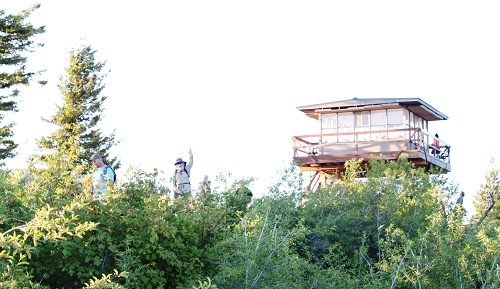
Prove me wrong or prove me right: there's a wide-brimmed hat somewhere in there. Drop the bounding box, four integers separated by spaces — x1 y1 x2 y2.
174 158 185 165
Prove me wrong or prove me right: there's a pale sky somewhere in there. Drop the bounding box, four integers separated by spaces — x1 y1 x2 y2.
3 1 500 216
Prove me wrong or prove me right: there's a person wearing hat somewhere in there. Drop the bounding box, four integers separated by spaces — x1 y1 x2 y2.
173 148 193 199
90 153 115 201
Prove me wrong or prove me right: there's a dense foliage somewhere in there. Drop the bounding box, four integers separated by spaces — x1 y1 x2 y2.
1 155 500 288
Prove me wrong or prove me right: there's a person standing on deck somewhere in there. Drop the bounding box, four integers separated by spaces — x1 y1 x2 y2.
432 133 441 156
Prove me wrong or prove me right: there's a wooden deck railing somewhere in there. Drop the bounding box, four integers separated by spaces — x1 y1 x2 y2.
292 127 451 164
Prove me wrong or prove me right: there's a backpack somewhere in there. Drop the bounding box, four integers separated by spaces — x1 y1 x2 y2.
173 167 190 189
103 165 117 184
173 167 190 178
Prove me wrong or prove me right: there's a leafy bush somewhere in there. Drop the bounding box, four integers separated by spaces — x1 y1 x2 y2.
2 157 500 288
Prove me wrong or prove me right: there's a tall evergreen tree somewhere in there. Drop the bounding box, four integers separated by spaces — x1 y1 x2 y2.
38 45 120 169
0 5 45 164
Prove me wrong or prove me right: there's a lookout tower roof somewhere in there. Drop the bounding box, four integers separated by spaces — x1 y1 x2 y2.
297 98 448 121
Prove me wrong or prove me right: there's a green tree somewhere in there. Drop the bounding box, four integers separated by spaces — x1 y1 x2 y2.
0 5 45 164
472 159 500 226
37 45 120 169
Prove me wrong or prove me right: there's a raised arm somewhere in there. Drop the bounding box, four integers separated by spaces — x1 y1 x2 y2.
187 148 193 171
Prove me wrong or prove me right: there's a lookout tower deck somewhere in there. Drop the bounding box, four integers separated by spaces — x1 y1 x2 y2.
292 98 451 190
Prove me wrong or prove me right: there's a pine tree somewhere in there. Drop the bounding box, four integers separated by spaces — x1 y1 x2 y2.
38 45 120 169
0 5 45 164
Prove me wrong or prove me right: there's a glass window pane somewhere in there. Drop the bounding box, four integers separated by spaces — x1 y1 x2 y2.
371 110 386 140
388 108 403 124
355 111 370 141
338 112 353 127
388 108 404 139
321 114 337 143
321 114 337 129
355 111 369 126
338 112 353 142
371 110 386 125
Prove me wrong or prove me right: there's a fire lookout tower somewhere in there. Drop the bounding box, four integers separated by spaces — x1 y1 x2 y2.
292 98 451 190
